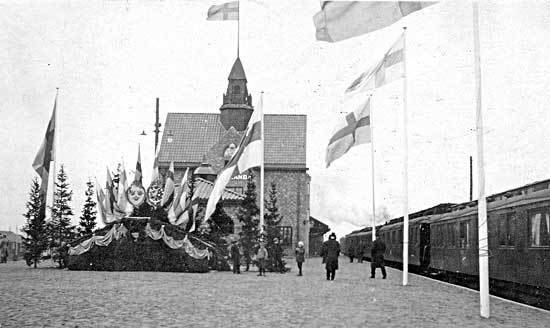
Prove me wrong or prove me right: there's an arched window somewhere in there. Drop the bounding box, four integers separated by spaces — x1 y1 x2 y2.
233 85 241 94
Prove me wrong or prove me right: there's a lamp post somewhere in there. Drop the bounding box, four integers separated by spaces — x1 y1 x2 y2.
154 98 161 153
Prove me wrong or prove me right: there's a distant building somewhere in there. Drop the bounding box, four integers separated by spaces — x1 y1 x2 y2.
158 57 310 255
0 231 23 262
308 216 330 257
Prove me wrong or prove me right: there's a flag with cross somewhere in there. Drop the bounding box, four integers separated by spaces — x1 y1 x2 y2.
325 97 372 167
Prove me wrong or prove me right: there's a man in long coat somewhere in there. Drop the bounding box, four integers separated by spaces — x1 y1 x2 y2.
371 233 387 279
321 232 340 281
230 240 241 274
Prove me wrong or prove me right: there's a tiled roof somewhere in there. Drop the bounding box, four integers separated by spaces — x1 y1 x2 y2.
159 113 306 168
159 113 225 164
0 231 22 243
194 177 244 201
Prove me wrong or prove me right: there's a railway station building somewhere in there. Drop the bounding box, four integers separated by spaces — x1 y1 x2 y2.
157 57 315 255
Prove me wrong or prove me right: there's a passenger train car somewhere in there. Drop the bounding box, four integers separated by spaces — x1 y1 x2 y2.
341 179 550 299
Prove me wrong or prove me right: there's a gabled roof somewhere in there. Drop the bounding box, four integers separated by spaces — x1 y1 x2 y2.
228 57 246 80
159 113 307 168
309 216 330 236
194 177 244 201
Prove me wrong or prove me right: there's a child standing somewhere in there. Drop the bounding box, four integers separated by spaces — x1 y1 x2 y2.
295 241 306 276
256 241 268 276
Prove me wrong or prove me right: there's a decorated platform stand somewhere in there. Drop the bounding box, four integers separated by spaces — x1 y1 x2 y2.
67 168 231 273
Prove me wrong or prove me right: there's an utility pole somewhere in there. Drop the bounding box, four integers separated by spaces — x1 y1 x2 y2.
154 98 161 153
470 156 473 201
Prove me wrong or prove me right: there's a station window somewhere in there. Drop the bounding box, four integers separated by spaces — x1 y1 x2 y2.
279 226 293 247
529 208 550 247
498 213 516 247
459 221 470 248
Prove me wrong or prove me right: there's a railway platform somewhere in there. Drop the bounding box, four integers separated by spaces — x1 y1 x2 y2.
1 257 549 327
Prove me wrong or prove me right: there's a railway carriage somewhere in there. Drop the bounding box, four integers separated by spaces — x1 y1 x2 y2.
342 179 550 304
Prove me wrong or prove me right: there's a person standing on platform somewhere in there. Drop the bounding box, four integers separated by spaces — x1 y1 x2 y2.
371 233 387 279
230 240 241 274
271 237 285 273
357 243 365 263
295 241 306 276
256 240 268 276
321 232 340 281
347 245 354 263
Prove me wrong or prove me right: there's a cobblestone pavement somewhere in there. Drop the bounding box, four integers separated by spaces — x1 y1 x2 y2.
1 258 549 327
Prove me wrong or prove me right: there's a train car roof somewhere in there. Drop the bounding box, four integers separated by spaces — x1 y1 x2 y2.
343 178 550 236
430 184 550 224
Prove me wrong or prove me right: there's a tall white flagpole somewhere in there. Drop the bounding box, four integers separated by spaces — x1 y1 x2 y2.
473 0 490 318
237 0 240 57
402 27 410 286
259 91 265 234
51 87 59 221
370 95 376 242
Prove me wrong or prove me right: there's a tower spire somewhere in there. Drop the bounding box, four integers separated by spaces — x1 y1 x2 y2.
219 57 253 131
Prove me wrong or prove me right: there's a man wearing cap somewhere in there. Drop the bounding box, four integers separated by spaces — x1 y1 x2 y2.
320 232 340 281
272 237 285 273
230 239 241 274
371 233 387 279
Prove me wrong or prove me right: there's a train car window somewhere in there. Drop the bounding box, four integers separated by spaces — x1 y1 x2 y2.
398 230 403 244
509 213 517 245
499 213 517 246
459 221 469 248
529 209 550 247
447 224 453 247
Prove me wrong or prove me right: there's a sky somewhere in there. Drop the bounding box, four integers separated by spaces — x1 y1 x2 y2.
1 0 550 240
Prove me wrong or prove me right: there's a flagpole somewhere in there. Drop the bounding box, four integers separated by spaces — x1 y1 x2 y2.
51 87 59 222
402 27 410 287
237 0 240 57
370 95 376 242
473 0 490 318
259 91 265 234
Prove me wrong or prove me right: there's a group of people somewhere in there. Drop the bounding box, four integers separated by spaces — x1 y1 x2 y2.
227 232 386 280
229 236 302 276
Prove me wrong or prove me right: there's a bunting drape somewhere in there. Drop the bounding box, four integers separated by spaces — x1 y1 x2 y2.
68 223 210 259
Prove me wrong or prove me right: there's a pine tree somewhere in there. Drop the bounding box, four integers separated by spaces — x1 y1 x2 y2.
236 173 260 271
78 180 97 236
264 182 283 246
209 201 234 244
47 164 76 268
22 178 48 268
